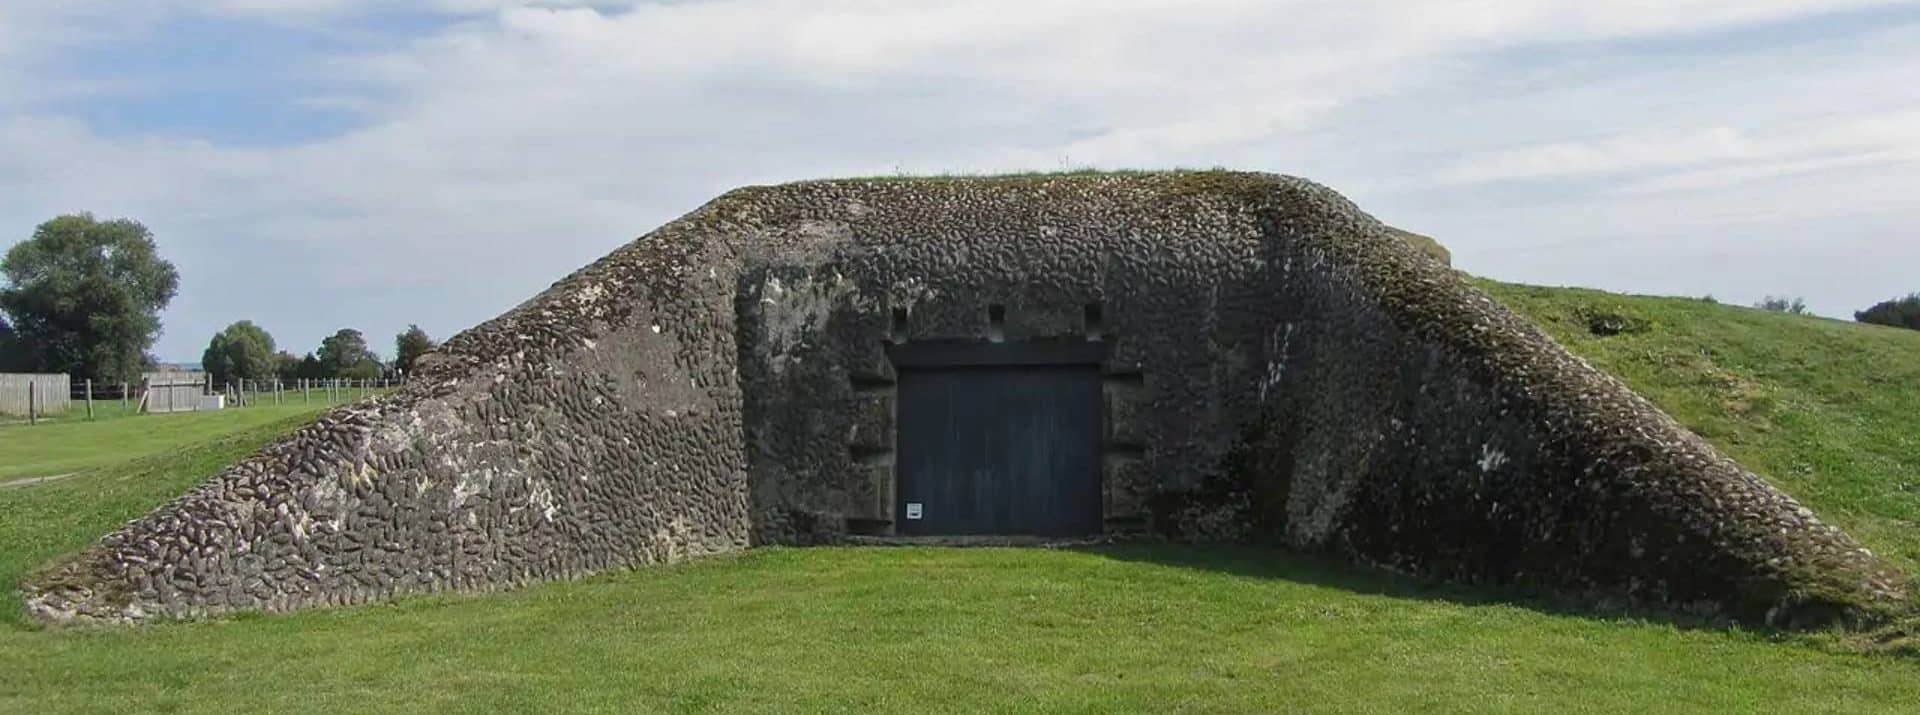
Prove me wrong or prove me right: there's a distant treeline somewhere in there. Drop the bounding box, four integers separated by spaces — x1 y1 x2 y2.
2 213 438 384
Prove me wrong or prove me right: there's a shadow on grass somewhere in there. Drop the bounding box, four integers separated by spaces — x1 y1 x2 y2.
1072 541 1801 639
1087 542 1920 654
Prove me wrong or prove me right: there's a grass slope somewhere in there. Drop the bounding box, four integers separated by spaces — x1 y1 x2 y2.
1 284 1918 711
1483 282 1920 575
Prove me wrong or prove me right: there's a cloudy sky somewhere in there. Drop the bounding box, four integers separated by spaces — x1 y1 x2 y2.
2 1 1917 361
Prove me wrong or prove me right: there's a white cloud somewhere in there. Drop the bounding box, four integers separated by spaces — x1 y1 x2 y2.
1 0 1918 357
1438 106 1920 188
1436 127 1758 185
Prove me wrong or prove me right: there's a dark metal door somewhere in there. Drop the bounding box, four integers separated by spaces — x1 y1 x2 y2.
895 364 1102 536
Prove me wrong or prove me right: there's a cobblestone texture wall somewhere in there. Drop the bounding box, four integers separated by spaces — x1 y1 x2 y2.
21 172 1908 627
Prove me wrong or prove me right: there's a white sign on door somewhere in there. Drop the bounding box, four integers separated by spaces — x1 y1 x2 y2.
905 502 923 520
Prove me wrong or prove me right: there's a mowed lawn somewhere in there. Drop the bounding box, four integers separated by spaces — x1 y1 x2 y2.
0 400 354 482
2 286 1920 711
5 545 1920 713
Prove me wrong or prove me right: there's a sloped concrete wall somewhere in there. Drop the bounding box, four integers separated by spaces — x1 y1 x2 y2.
1251 199 1906 626
21 172 1909 627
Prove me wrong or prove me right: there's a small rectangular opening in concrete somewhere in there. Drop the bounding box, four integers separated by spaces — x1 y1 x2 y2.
889 307 909 344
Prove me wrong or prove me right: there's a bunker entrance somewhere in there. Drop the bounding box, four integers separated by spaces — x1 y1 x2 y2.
890 342 1105 537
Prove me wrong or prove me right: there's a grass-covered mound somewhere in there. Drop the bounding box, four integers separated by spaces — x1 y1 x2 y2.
1483 282 1920 577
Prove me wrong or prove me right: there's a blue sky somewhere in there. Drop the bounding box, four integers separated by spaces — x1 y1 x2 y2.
2 0 1918 361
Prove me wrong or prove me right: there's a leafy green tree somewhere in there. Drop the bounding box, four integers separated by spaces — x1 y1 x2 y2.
394 324 436 375
272 351 303 381
1856 293 1920 331
342 357 384 380
201 321 277 386
316 328 378 377
0 214 179 382
0 316 22 371
297 353 327 380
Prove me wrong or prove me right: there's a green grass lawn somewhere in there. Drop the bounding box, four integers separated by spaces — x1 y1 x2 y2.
0 399 354 481
2 284 1919 712
4 545 1919 713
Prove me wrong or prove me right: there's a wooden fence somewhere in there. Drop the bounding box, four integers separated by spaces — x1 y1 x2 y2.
0 373 70 417
143 371 209 414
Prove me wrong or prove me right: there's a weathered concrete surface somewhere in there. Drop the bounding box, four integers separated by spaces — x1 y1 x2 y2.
21 172 1909 627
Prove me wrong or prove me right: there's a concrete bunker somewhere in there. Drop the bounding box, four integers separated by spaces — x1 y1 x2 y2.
22 172 1910 627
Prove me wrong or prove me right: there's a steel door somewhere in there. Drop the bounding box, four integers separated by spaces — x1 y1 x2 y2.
895 364 1102 536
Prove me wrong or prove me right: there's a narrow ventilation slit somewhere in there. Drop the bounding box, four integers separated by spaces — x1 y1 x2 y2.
846 517 892 536
849 374 895 393
987 304 1007 343
849 445 893 466
889 307 910 344
1084 303 1105 341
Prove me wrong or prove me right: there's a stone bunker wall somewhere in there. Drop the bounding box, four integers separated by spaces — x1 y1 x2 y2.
24 205 754 622
22 172 1909 627
735 180 1281 544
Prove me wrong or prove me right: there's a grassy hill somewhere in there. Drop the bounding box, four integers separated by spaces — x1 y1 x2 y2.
1 282 1918 711
1482 281 1920 576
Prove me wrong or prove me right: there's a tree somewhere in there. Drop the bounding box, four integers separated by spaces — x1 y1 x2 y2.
297 353 327 380
1753 295 1809 315
1856 293 1920 331
201 321 277 386
0 214 179 382
342 357 384 380
272 351 303 382
0 316 21 371
315 328 378 377
393 324 436 375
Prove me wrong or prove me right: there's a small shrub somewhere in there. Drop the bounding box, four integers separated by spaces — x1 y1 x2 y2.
1856 293 1920 331
1754 295 1810 315
1576 306 1651 337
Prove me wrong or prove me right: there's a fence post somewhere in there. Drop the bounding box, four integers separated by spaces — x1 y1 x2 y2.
27 380 36 425
86 379 94 420
303 379 310 403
